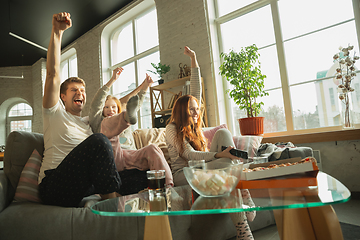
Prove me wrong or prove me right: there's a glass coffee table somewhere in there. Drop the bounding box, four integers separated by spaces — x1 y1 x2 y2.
91 172 350 240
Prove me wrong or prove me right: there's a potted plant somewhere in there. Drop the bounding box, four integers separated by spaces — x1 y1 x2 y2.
148 62 171 84
219 44 268 135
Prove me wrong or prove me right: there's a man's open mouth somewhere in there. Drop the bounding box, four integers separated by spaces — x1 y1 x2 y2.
74 99 83 105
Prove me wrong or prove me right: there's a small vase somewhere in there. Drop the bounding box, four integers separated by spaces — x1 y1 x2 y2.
338 89 354 129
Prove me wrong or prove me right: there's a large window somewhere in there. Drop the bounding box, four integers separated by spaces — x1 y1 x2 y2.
42 49 78 95
7 103 33 134
215 0 360 135
108 7 159 129
60 49 78 81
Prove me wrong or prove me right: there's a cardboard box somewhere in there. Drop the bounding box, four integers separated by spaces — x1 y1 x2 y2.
237 173 318 189
243 183 319 198
237 157 319 189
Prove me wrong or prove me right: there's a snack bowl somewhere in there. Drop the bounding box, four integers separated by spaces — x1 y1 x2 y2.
191 194 239 210
184 161 243 197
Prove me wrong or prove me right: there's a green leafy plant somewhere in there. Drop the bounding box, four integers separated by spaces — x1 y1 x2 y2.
148 62 171 79
219 44 268 118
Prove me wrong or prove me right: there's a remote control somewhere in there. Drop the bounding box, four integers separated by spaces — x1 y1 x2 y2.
221 146 248 159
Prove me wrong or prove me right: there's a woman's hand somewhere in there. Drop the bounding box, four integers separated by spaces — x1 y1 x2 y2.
184 46 198 68
214 146 239 160
184 46 196 59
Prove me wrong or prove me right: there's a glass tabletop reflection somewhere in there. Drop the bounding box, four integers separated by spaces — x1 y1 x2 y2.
90 172 351 217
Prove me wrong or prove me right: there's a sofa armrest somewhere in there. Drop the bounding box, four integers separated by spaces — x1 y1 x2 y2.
0 170 11 213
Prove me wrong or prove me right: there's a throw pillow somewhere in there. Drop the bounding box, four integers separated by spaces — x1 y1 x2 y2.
14 149 42 203
203 124 228 149
233 135 263 158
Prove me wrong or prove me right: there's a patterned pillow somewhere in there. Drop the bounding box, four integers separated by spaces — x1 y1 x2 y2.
14 149 42 203
233 135 263 158
203 124 228 149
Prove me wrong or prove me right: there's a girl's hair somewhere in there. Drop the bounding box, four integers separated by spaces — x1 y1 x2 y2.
168 94 207 153
103 95 122 116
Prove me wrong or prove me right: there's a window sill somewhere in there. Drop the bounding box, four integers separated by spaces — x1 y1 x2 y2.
262 128 360 144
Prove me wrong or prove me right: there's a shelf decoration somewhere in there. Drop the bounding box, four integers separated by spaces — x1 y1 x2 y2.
178 63 191 79
333 45 358 128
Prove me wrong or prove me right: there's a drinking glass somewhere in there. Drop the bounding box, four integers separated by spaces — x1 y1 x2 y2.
146 170 167 211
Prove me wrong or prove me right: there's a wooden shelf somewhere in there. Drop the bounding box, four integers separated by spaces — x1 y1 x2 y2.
151 76 190 90
150 76 208 128
154 109 172 115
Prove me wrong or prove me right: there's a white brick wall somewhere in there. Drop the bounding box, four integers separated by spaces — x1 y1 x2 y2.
74 29 103 116
31 58 46 133
155 0 218 126
0 66 33 144
0 66 33 105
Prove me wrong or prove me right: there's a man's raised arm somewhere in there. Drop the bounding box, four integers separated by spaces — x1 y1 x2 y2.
43 12 72 108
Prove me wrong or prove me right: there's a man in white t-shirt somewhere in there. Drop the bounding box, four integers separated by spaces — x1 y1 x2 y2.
38 12 121 207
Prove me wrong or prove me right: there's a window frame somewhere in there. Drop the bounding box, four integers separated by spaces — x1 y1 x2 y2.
60 48 78 81
104 4 159 129
212 0 360 138
6 102 33 135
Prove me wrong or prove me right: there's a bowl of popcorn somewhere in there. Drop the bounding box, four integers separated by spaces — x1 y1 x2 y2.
183 161 243 197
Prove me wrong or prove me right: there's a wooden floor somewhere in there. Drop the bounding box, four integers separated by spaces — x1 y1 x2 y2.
252 197 360 240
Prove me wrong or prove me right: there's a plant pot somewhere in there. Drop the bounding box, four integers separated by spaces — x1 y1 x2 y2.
238 117 264 136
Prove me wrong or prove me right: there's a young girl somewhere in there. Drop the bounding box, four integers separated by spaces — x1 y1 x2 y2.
165 46 255 239
89 68 173 195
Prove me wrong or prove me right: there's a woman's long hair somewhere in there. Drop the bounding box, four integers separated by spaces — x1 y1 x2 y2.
168 95 207 153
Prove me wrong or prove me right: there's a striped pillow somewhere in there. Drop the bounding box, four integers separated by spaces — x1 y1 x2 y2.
233 135 263 158
14 149 42 203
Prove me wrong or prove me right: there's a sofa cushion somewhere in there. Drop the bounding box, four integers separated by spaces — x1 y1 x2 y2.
233 135 263 158
0 202 74 240
4 131 44 192
202 124 262 158
14 149 42 203
203 124 228 149
132 126 262 164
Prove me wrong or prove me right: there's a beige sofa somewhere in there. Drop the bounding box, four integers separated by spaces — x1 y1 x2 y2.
0 128 313 239
0 130 237 240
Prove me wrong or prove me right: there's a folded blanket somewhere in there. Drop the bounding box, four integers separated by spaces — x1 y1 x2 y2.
258 142 296 161
132 128 170 164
